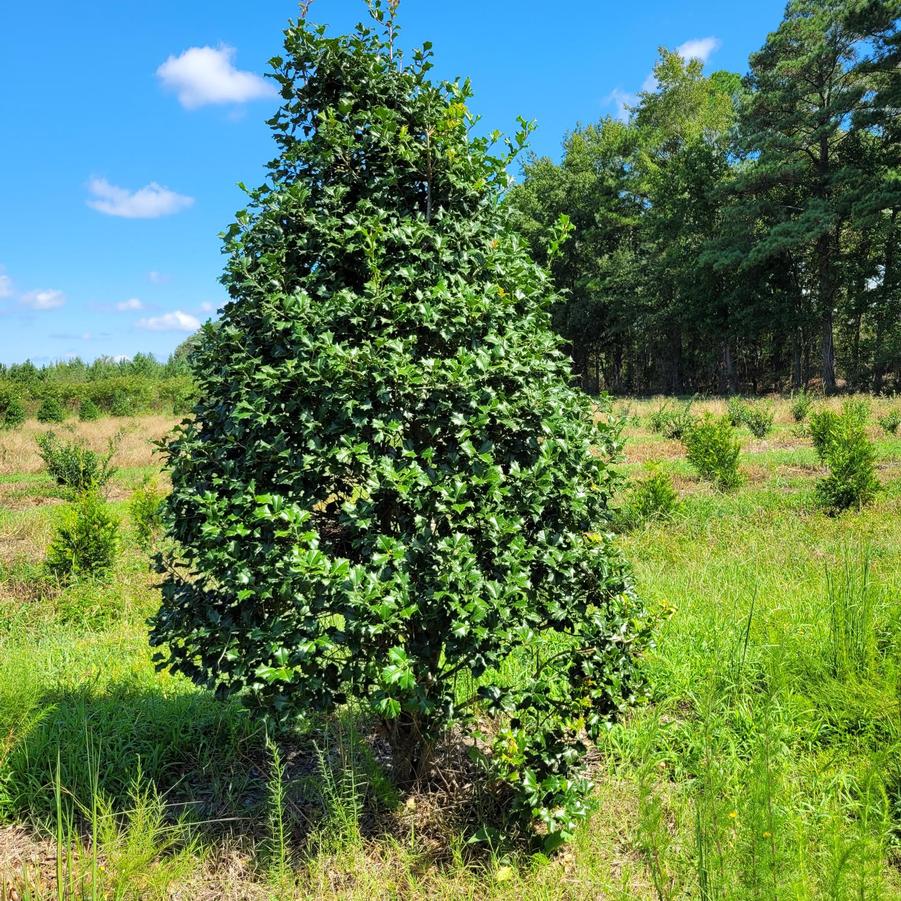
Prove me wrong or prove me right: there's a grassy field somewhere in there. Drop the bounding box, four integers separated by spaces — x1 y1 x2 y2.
0 396 899 899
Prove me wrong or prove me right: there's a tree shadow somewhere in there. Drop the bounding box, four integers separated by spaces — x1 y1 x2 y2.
2 681 525 873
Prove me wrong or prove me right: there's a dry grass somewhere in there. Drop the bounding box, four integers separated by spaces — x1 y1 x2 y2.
0 416 175 477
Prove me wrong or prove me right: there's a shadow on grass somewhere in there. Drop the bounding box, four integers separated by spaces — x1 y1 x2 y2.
1 682 514 872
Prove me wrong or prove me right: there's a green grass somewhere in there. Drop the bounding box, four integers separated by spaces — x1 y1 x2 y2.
0 402 899 898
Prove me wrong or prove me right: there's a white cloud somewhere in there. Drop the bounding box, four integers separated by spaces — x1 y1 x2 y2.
86 178 194 219
137 310 200 332
21 289 65 310
199 301 215 313
677 36 721 64
147 270 170 285
157 45 276 109
113 354 132 363
116 297 143 311
605 88 638 122
0 267 13 299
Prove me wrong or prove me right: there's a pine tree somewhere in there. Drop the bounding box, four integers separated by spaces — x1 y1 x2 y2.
739 0 872 393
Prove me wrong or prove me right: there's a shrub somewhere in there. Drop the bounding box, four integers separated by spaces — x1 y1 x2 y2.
79 398 102 422
0 388 26 430
842 397 870 426
682 414 741 490
46 490 119 582
808 408 839 461
726 396 748 428
790 389 812 422
742 401 775 438
649 400 695 439
36 431 118 494
877 408 900 435
622 465 680 526
815 411 878 514
149 7 650 852
130 477 165 552
109 390 136 417
36 396 65 423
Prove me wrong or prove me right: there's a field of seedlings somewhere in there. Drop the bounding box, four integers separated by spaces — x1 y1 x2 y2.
0 395 898 899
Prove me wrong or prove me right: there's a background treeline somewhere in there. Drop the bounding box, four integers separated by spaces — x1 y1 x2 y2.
508 0 900 396
0 351 194 419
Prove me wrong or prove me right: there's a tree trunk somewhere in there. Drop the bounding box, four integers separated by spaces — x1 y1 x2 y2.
667 324 683 395
791 327 803 391
873 209 898 394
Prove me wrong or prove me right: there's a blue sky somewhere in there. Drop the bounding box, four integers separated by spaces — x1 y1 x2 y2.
0 0 786 366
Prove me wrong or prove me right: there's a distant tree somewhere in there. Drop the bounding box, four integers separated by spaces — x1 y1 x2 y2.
737 0 881 393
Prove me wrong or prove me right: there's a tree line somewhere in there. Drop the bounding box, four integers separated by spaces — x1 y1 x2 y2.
508 0 900 396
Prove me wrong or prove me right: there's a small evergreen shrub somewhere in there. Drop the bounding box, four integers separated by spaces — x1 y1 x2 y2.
78 398 102 422
742 401 775 438
622 465 680 526
808 408 839 461
790 390 812 422
129 477 165 552
36 431 118 494
36 396 65 423
46 490 119 582
877 408 900 436
682 414 741 490
649 401 695 439
726 396 748 428
815 411 879 514
842 397 870 427
0 388 26 430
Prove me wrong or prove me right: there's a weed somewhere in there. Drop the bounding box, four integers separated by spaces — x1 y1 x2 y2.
36 431 118 495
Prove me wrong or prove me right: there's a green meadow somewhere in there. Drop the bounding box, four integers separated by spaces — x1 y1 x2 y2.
0 396 898 899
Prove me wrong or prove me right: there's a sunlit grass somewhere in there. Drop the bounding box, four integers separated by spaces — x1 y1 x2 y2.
0 400 899 898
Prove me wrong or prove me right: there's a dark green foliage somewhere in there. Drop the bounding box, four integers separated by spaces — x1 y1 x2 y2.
109 390 137 417
46 490 119 582
78 398 102 422
36 431 118 494
682 414 741 490
648 400 695 439
741 401 775 438
878 408 900 435
506 3 900 396
36 396 65 423
791 390 813 422
149 7 649 851
0 388 26 429
622 465 680 527
129 477 165 552
815 409 879 513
